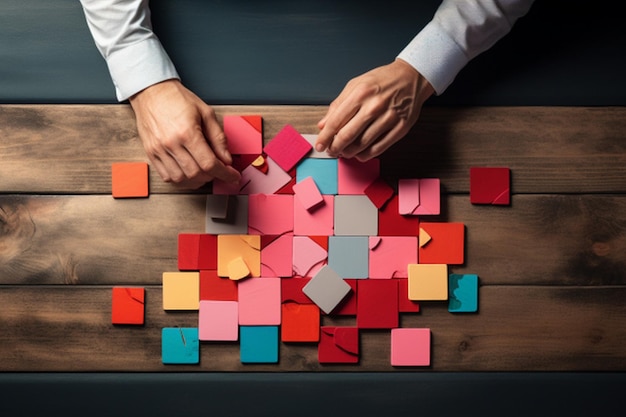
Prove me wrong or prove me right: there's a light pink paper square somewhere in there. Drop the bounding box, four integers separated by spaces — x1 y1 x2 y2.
248 194 294 235
198 300 239 341
369 236 418 279
391 328 431 366
293 195 334 236
238 278 281 325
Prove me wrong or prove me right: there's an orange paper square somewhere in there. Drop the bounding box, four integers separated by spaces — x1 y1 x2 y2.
111 162 149 198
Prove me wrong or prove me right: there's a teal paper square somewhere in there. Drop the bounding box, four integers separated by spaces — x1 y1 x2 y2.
296 158 338 195
162 327 200 364
328 236 369 279
240 326 279 363
448 274 478 313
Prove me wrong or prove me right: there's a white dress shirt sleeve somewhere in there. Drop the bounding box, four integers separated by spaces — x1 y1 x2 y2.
397 0 535 95
79 0 180 101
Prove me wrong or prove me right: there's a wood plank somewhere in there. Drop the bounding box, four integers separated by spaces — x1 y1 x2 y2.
1 105 624 194
2 194 624 286
0 286 623 371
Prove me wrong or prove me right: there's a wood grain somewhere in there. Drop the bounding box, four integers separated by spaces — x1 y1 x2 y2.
1 105 624 194
2 194 624 286
0 286 623 372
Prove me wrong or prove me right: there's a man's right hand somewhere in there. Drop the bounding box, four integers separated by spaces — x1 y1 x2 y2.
129 79 241 189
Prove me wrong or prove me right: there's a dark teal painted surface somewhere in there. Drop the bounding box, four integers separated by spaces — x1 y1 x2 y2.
1 0 625 105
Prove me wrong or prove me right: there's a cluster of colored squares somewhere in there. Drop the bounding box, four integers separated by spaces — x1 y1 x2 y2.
110 115 510 367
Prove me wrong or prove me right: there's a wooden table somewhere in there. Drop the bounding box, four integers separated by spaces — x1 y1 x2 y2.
1 105 625 372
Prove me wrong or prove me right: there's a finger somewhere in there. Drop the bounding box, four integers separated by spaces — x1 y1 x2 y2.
315 86 360 152
355 121 408 162
182 131 241 184
202 109 233 166
340 111 398 159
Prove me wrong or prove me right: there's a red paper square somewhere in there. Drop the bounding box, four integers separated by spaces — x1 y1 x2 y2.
111 287 145 325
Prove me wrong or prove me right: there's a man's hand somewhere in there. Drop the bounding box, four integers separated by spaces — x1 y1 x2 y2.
129 79 241 189
316 59 434 161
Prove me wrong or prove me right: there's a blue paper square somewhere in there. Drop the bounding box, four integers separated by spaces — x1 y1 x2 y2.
240 326 279 363
328 236 369 279
162 327 200 364
296 158 338 195
448 274 478 313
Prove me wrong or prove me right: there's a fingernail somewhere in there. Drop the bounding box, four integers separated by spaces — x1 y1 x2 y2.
315 143 325 152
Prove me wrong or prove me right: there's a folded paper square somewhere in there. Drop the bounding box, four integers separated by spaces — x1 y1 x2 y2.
369 236 418 279
292 176 324 211
448 274 479 313
240 326 279 363
178 233 217 271
213 156 292 195
223 115 263 155
111 287 145 325
407 264 448 301
162 327 199 364
281 302 320 342
162 272 200 310
328 236 369 279
390 328 431 366
238 277 281 325
356 279 399 329
217 235 261 279
378 195 420 236
281 277 313 304
248 194 294 235
296 158 338 195
418 222 465 265
111 162 149 198
292 236 327 278
263 124 312 172
470 167 510 205
318 326 359 364
199 270 237 301
398 178 440 215
303 265 351 314
261 234 294 277
337 157 380 195
198 300 239 341
334 195 378 236
364 177 395 209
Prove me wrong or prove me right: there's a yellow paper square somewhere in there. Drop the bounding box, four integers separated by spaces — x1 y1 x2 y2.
162 272 200 310
408 264 448 300
217 235 261 278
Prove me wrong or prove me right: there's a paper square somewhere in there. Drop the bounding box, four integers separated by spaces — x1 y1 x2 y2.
356 279 399 329
293 195 334 236
407 264 448 301
369 236 418 279
328 236 369 279
302 265 351 314
337 157 380 195
111 162 149 198
248 194 294 235
217 235 261 279
292 176 324 211
378 195 420 236
223 115 263 155
470 167 511 205
396 278 420 313
261 234 294 277
206 195 249 235
263 124 312 172
178 233 217 271
391 328 431 366
199 269 237 301
238 277 281 325
162 327 199 364
334 195 378 236
162 272 200 310
111 287 145 325
364 177 395 209
281 277 313 304
419 222 465 265
296 158 338 195
281 302 320 342
240 326 279 363
398 178 440 215
198 300 239 341
448 274 479 313
318 327 359 364
212 157 292 195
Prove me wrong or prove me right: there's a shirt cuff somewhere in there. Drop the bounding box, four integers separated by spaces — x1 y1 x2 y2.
397 20 469 96
106 37 180 101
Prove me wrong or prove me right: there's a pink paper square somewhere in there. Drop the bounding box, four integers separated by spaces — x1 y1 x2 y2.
292 176 324 211
368 236 418 279
223 115 263 155
213 156 292 195
337 157 380 195
391 328 431 366
198 300 239 341
263 124 312 172
248 194 294 235
261 234 294 277
398 178 440 215
238 277 281 325
293 195 334 236
292 236 328 278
